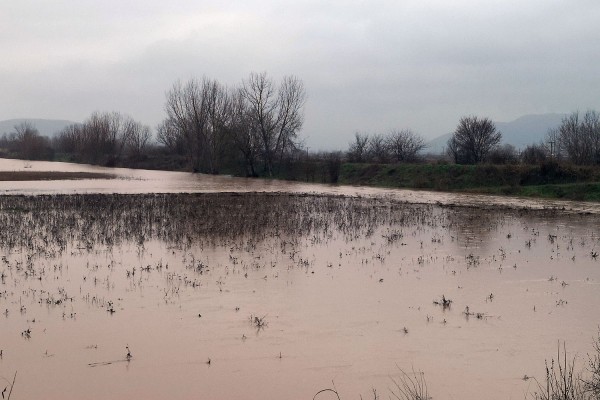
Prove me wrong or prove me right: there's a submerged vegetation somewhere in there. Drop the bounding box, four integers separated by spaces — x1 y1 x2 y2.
0 193 433 254
0 192 599 398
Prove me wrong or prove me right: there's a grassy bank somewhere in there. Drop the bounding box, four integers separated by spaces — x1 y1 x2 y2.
324 162 600 201
478 182 600 202
4 153 600 201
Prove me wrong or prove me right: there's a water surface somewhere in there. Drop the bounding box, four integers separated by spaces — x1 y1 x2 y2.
1 158 599 214
0 160 599 399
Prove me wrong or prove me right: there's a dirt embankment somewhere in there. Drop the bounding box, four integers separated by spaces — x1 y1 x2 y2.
0 171 115 181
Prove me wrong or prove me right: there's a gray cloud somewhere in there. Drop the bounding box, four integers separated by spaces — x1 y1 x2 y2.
1 1 599 150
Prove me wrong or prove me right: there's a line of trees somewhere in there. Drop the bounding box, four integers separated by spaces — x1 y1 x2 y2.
55 111 151 166
549 110 600 165
445 111 600 166
0 122 54 160
158 72 306 176
345 111 600 167
347 129 426 163
0 71 306 174
3 81 599 172
516 110 600 167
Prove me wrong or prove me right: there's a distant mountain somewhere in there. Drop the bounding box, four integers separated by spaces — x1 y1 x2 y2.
426 113 566 155
0 118 78 138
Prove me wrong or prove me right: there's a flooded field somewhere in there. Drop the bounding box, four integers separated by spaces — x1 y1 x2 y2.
1 191 599 399
2 157 600 214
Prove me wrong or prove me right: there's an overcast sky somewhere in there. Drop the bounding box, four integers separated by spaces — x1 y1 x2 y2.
1 1 599 149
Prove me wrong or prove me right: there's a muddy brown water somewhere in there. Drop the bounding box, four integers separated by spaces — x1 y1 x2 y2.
0 159 599 400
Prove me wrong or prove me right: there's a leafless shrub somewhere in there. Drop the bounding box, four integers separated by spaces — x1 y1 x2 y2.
529 342 587 400
389 367 431 400
521 144 550 165
584 331 600 398
487 143 518 165
556 111 600 165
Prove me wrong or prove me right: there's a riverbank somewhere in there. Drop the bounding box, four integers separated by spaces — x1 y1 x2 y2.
332 162 600 202
0 171 116 181
2 155 600 202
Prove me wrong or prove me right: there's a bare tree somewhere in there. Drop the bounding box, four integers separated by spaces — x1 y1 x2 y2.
241 72 276 174
12 122 52 160
55 124 83 154
447 116 501 164
126 122 152 158
164 79 208 171
446 135 461 164
275 75 306 163
156 119 186 155
544 128 562 161
386 129 426 163
13 121 38 142
163 78 232 173
367 133 389 163
557 110 600 165
347 132 369 163
229 88 260 176
204 80 232 173
558 112 586 164
583 110 600 164
241 72 306 175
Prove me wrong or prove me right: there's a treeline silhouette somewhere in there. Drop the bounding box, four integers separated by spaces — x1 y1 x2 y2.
1 72 599 179
1 72 308 176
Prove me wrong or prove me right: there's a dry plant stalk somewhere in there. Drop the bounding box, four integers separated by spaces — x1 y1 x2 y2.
531 342 586 400
390 367 430 400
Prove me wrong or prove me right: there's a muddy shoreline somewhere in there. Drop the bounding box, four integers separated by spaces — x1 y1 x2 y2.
0 171 116 181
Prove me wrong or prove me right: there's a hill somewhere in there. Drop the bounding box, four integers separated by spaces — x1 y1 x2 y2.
426 113 565 155
0 118 77 138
